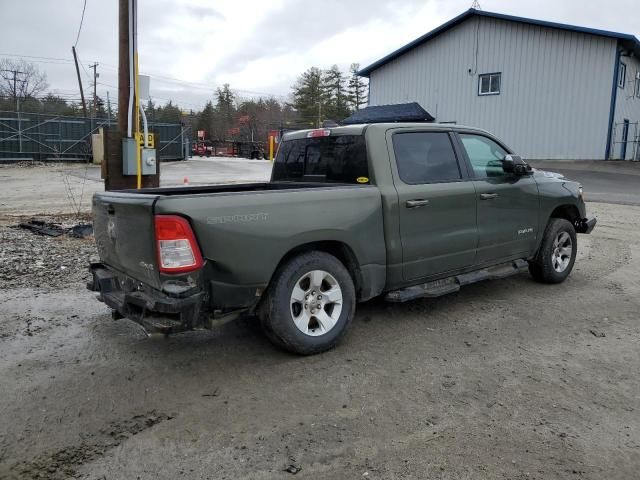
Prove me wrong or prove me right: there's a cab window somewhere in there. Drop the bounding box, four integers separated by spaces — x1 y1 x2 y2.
459 134 507 178
392 132 461 184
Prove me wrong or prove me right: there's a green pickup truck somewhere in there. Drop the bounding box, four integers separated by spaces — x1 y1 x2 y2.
89 123 596 354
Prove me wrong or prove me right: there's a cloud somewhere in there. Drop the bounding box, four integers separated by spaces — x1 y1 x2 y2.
0 0 638 111
213 0 426 74
183 5 224 20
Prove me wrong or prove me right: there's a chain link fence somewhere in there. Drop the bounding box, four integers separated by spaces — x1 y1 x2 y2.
0 111 188 161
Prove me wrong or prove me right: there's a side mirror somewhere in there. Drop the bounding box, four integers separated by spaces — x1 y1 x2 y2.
503 154 531 175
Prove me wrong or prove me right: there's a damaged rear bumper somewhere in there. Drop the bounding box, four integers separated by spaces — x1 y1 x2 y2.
87 263 204 334
575 216 597 234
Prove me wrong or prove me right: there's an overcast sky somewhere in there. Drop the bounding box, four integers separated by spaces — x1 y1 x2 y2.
0 0 638 111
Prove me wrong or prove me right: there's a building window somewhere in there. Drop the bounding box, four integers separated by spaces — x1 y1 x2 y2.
618 62 626 88
478 73 501 95
635 71 640 98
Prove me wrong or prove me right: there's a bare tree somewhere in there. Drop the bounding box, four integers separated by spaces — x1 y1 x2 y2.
0 58 49 99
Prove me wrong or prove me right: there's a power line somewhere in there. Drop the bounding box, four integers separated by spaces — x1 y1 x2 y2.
0 52 288 99
74 0 88 48
0 53 74 63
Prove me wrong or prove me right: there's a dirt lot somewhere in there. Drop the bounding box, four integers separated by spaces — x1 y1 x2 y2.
0 159 272 216
0 163 639 479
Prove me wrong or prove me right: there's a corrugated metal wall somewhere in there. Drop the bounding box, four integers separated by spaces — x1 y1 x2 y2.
368 17 618 160
0 112 187 161
612 53 640 160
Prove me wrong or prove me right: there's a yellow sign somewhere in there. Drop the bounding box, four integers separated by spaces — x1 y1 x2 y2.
136 132 155 148
356 176 369 184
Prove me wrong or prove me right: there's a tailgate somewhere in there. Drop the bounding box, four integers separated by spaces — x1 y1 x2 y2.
92 191 161 289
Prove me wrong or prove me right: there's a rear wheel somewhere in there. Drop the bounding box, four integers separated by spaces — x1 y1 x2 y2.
259 251 355 355
528 218 577 283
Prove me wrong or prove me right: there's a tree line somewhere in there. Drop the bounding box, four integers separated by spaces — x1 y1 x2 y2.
0 58 369 143
290 63 367 127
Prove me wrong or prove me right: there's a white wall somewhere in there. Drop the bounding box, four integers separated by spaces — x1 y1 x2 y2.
368 17 618 160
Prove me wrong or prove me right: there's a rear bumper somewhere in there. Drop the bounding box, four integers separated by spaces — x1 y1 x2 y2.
87 263 204 334
576 216 597 234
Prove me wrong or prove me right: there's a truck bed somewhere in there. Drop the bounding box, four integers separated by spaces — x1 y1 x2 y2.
92 182 387 310
117 181 349 196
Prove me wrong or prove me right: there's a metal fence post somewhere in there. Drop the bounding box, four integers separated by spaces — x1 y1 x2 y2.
17 98 22 154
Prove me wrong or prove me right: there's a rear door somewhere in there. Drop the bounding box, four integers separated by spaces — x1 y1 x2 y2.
455 132 539 265
92 192 161 288
388 129 478 281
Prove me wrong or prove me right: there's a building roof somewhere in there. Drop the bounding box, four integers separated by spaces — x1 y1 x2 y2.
358 9 640 77
341 102 434 125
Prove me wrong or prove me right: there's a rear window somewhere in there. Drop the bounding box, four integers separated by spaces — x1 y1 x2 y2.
272 135 369 184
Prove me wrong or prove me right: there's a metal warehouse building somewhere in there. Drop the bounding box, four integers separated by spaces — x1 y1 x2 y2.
359 9 640 160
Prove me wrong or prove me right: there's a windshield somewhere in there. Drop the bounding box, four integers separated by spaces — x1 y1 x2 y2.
271 135 369 184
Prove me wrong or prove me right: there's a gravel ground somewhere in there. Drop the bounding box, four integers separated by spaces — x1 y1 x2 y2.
0 216 96 291
0 201 639 479
0 160 272 217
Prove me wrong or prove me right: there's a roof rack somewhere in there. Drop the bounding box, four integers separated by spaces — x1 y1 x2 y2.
342 102 435 125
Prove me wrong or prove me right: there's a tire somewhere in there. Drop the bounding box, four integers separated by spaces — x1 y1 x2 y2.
528 218 577 284
259 251 355 355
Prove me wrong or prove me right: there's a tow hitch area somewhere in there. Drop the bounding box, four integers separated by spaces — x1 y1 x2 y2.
87 263 204 334
575 216 597 234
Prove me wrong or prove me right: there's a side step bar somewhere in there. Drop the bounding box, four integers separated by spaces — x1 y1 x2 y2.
384 259 529 303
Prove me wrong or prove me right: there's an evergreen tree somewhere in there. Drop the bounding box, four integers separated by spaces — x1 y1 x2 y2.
214 83 236 139
196 100 215 139
145 99 155 122
291 67 326 127
347 63 368 111
155 100 182 123
38 94 79 116
322 65 351 121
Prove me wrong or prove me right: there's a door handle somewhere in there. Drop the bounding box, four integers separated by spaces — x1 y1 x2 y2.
479 193 499 200
406 199 430 208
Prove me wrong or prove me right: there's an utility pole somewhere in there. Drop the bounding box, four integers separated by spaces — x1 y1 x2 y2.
90 62 99 117
0 69 25 153
104 0 158 190
106 90 112 124
71 46 88 117
118 0 129 136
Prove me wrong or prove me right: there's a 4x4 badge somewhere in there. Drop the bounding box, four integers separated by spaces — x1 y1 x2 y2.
107 221 116 242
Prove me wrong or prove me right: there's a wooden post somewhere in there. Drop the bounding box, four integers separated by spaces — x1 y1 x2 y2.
103 0 159 190
71 47 88 118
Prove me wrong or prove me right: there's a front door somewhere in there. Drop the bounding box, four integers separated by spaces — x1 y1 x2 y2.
389 130 478 281
457 133 539 265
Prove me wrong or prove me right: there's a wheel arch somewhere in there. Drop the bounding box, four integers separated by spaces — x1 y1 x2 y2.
268 240 364 300
534 204 581 256
549 204 581 224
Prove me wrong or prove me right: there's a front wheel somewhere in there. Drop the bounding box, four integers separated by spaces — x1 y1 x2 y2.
528 218 577 283
259 251 355 355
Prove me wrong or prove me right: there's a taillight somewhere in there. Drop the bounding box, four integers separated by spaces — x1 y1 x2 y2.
154 215 203 274
306 129 331 138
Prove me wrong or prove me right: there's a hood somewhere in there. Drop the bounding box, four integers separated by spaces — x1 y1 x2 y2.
531 168 566 180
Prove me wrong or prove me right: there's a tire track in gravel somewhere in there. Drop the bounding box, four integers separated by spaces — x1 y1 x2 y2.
4 411 173 480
